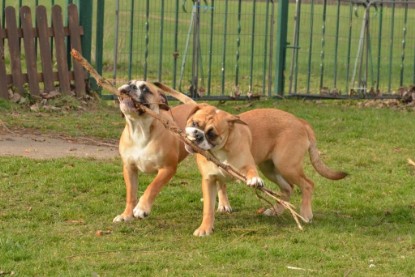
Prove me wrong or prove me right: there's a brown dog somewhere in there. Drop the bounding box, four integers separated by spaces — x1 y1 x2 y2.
113 80 195 222
185 104 347 236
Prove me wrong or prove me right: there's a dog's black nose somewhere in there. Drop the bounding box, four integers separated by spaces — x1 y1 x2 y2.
194 131 203 142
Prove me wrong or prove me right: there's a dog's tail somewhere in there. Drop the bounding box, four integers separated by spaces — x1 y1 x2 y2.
301 119 348 180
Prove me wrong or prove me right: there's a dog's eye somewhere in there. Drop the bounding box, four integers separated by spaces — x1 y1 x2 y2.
130 84 137 90
191 121 198 127
139 84 149 93
206 128 217 140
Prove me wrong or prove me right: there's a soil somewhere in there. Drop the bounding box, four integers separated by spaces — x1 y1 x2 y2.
0 128 119 160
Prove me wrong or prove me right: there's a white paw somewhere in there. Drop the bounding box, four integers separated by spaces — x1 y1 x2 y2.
217 204 232 213
193 227 214 237
246 176 264 187
113 214 134 223
133 205 150 219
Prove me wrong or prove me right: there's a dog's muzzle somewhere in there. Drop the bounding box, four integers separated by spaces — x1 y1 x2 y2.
118 83 150 114
185 127 213 151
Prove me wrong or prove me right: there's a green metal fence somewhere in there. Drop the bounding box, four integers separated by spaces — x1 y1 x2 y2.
4 1 414 99
109 0 281 99
286 0 415 98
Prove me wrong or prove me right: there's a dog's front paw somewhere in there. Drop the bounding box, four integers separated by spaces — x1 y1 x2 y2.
193 226 214 237
133 204 150 219
113 213 134 223
246 176 264 187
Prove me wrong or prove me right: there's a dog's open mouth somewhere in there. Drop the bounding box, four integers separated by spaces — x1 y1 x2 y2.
118 91 148 115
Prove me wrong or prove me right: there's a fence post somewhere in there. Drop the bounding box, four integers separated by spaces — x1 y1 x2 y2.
274 0 289 96
76 0 92 62
93 0 105 92
76 0 92 89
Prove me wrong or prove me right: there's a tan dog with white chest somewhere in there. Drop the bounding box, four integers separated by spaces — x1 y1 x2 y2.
185 104 347 236
113 80 195 222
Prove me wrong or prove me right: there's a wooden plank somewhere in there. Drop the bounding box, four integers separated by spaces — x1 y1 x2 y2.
0 22 9 98
68 4 85 97
20 6 40 96
36 5 54 93
5 7 25 95
51 5 70 94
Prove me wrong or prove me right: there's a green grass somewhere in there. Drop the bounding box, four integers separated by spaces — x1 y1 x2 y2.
1 99 414 276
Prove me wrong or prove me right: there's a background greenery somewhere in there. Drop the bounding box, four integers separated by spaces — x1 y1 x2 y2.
1 98 414 276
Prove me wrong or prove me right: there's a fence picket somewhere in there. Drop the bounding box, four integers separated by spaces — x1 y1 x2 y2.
5 7 25 95
21 6 40 96
68 4 85 97
36 5 54 93
51 5 71 94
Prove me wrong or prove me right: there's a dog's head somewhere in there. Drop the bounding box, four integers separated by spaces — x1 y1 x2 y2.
185 104 246 152
117 80 169 117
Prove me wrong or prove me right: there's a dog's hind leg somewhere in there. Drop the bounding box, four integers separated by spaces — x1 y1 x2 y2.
113 165 139 222
276 164 315 223
216 181 232 213
133 166 177 219
259 162 293 216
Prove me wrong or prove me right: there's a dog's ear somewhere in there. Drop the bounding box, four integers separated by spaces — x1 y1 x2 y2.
226 115 248 126
187 104 201 119
158 91 170 111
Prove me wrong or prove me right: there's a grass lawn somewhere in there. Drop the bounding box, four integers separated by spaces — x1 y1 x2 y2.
0 98 414 276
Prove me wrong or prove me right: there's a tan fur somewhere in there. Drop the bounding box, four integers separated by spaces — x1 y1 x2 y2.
113 80 195 222
186 105 347 236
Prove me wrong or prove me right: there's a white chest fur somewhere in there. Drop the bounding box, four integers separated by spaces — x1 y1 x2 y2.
119 115 164 173
205 150 234 182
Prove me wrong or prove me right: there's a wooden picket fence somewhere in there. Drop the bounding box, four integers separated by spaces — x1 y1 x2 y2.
0 4 86 99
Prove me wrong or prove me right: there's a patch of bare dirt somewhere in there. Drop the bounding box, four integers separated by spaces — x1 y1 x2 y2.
0 128 119 160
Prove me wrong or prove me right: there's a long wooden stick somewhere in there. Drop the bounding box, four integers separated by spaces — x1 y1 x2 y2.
71 49 306 229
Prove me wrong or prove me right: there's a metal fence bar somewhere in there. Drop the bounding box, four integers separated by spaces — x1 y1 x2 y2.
399 0 408 87
220 0 229 96
207 0 214 96
376 2 383 91
345 2 353 94
93 0 104 91
173 0 179 88
319 0 327 90
261 0 270 96
144 0 150 81
249 0 256 93
158 0 164 82
191 1 200 98
387 1 395 92
293 1 302 94
274 0 288 96
333 0 341 89
112 0 119 84
234 0 242 90
306 0 314 94
127 0 134 80
267 0 275 97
